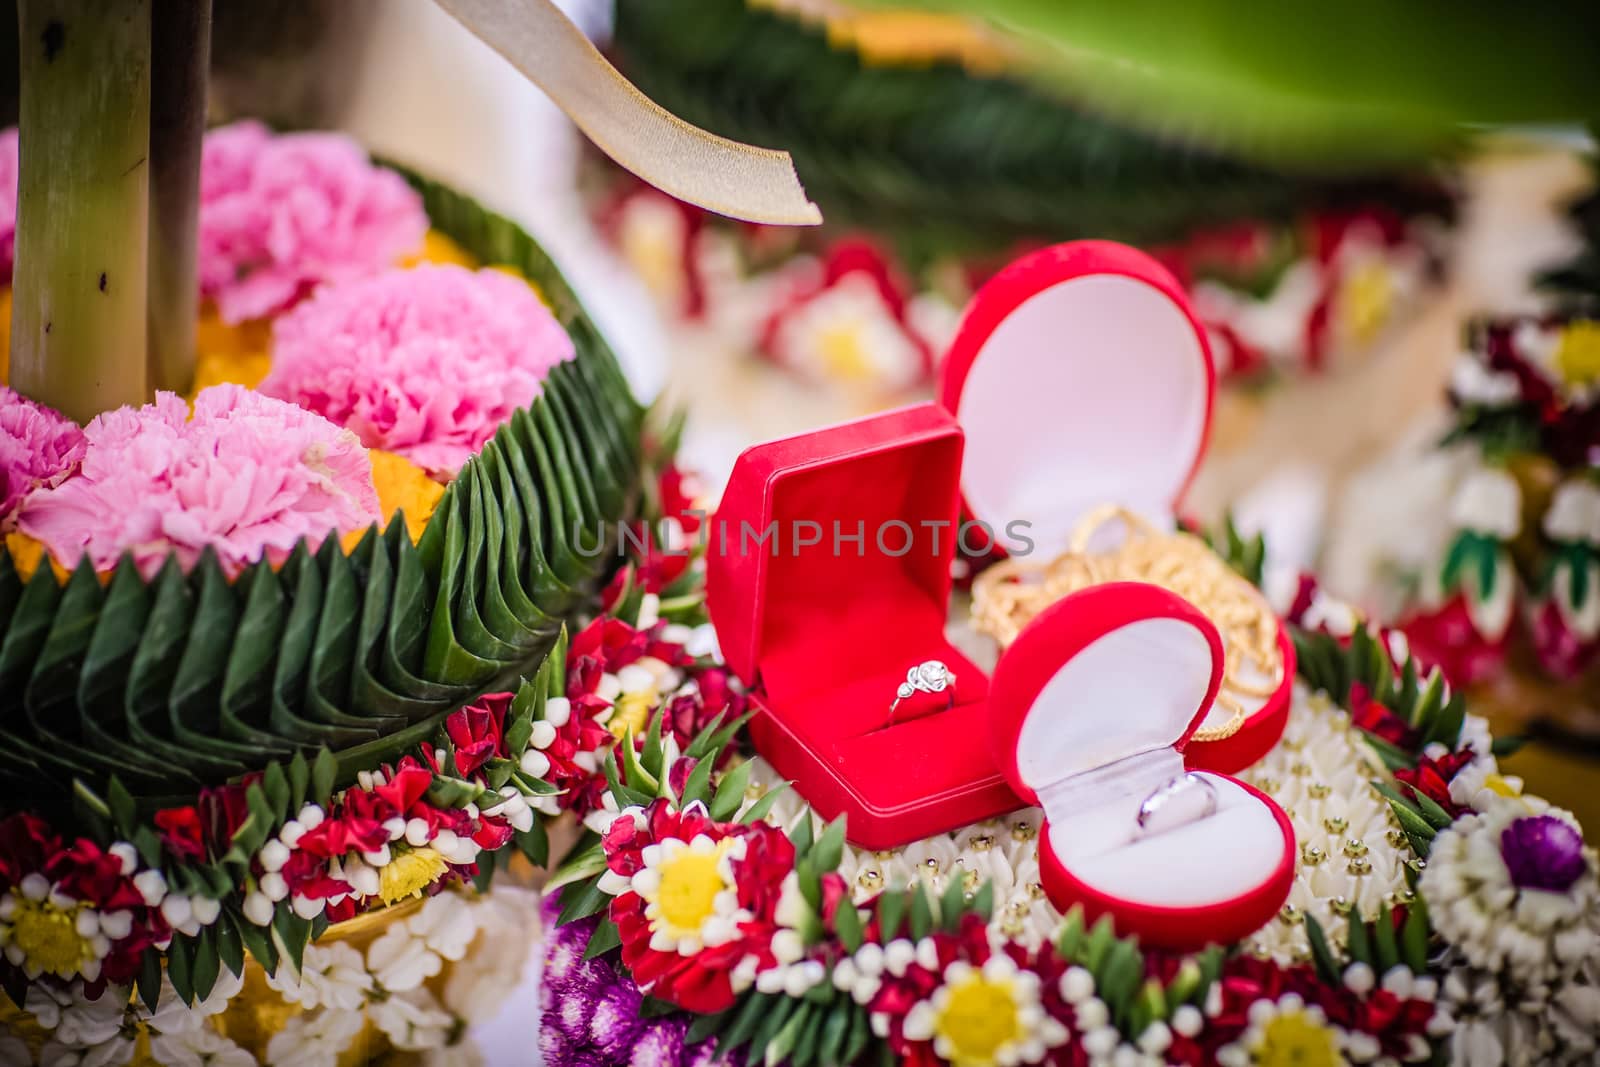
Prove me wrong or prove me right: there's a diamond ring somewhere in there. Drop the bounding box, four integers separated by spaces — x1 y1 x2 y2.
1134 772 1219 840
888 660 957 725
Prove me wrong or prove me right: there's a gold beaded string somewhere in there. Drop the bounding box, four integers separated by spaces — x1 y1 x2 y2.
970 505 1284 741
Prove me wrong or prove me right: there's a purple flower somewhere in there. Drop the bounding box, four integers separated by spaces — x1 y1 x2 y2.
1501 814 1588 892
540 891 728 1067
631 1018 689 1067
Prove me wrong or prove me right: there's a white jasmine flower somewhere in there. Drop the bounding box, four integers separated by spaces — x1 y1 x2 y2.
1544 480 1600 546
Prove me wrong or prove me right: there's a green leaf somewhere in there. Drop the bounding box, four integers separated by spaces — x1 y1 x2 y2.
1401 900 1431 973
311 748 337 805
745 994 798 1067
557 880 611 926
167 933 195 1005
710 759 753 822
764 1002 813 1067
877 891 906 942
834 898 864 952
137 948 163 1014
788 813 815 856
723 993 775 1053
584 917 623 959
819 1003 854 1067
940 872 967 931
908 884 934 940
272 906 312 975
1373 906 1401 973
676 750 717 808
619 726 661 795
215 911 245 979
740 783 790 826
1304 914 1340 985
1346 910 1373 966
811 817 847 874
191 926 221 1002
687 1008 734 1046
971 880 994 922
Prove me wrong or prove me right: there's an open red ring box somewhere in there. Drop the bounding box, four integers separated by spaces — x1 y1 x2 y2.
707 403 1021 849
938 240 1295 771
989 582 1295 949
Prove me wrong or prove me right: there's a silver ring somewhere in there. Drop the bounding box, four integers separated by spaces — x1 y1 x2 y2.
888 660 956 725
1135 773 1218 839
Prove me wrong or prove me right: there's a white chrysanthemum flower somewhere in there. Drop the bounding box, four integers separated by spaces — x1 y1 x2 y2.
768 272 925 391
1239 685 1412 963
1215 994 1349 1067
632 834 752 955
1421 807 1600 982
900 954 1069 1067
1437 959 1600 1066
147 1024 256 1067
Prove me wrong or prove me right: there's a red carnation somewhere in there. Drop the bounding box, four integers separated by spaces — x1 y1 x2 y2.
154 806 207 862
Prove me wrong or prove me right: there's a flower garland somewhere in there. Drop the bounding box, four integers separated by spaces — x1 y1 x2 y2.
537 536 1600 1066
1348 313 1600 691
593 176 1443 399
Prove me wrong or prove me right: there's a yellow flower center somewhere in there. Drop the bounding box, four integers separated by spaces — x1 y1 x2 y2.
610 691 657 741
1485 773 1522 798
1253 1009 1343 1067
1554 321 1600 387
817 321 876 382
934 975 1021 1067
1339 259 1394 346
8 894 94 979
651 840 736 935
378 847 450 905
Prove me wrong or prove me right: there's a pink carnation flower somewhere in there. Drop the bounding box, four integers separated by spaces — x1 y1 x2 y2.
0 386 86 530
260 264 576 476
198 120 428 324
0 127 18 282
17 384 380 578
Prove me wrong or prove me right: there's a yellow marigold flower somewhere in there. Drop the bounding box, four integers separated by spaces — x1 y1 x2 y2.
192 306 273 393
4 531 68 584
0 287 12 384
340 449 442 554
406 230 479 270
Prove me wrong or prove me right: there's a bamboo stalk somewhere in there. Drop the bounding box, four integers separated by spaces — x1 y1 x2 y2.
10 0 151 424
147 0 210 395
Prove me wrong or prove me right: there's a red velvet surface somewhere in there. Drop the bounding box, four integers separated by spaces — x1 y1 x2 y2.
708 404 1022 847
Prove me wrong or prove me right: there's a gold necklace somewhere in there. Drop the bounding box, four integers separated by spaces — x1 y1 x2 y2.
970 506 1283 741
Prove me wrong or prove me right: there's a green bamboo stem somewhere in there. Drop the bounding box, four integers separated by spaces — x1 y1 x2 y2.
147 0 210 395
10 0 151 424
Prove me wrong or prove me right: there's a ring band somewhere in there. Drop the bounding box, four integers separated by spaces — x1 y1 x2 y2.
1135 772 1218 839
888 660 957 725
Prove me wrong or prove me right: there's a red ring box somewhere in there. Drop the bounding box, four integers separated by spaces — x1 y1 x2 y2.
988 582 1295 949
707 403 1022 848
938 240 1294 771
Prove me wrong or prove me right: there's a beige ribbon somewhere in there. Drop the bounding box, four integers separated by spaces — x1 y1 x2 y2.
434 0 822 226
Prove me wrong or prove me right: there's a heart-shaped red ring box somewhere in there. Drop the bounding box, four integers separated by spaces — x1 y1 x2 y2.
989 581 1295 948
938 240 1295 772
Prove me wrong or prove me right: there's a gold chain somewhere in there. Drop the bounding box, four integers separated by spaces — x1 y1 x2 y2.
970 506 1283 741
